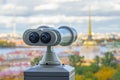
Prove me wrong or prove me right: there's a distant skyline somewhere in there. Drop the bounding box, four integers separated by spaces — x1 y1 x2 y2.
0 0 120 35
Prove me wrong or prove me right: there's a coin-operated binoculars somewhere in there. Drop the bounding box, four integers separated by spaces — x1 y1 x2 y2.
23 26 77 80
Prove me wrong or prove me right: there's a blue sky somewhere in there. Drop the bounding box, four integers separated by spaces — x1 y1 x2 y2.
0 0 120 35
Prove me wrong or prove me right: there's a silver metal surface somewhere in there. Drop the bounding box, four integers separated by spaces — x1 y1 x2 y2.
58 26 77 46
40 46 61 65
23 26 77 46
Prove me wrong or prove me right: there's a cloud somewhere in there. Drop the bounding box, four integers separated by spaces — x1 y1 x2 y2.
34 3 59 11
0 0 120 34
0 0 120 17
44 0 81 3
111 2 120 11
97 25 120 31
31 0 120 17
0 15 119 28
0 4 29 16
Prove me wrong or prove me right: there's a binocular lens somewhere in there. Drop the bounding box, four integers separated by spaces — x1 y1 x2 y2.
29 32 39 43
41 32 51 43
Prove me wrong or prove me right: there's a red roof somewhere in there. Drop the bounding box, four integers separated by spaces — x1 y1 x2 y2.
0 57 4 61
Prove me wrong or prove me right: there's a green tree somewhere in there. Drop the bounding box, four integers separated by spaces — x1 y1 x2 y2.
94 56 100 67
69 54 84 67
89 63 100 73
101 52 117 68
83 72 98 80
31 56 41 66
0 40 15 47
88 56 100 73
94 66 116 80
112 69 120 80
76 66 87 75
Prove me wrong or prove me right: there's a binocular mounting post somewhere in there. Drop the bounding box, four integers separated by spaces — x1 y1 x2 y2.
40 46 61 65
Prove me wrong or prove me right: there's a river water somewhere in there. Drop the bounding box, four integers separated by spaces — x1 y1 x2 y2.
0 47 80 55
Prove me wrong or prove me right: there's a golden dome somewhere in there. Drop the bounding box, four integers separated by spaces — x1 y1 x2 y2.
83 40 97 46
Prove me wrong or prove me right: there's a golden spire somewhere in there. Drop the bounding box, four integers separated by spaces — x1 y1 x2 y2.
83 7 97 46
88 7 92 40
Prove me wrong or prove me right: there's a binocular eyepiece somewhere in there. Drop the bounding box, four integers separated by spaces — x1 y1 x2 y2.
29 32 51 44
23 26 77 46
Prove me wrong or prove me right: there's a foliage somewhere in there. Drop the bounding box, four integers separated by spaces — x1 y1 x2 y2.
76 73 98 80
89 63 100 73
76 66 89 75
31 56 41 66
76 64 99 75
69 54 84 67
101 52 117 68
75 74 84 80
94 56 100 67
83 72 98 80
112 69 120 80
94 66 116 80
71 52 119 80
0 40 15 47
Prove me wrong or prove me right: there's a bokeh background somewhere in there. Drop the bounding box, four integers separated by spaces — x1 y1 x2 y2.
0 0 120 80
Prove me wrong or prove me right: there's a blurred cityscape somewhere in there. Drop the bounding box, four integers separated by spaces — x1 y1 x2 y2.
0 14 120 80
0 0 120 80
0 32 120 47
0 31 120 80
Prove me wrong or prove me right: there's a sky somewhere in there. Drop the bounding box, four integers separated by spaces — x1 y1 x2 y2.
0 0 120 35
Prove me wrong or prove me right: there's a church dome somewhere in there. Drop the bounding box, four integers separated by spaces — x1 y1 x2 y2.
83 40 97 46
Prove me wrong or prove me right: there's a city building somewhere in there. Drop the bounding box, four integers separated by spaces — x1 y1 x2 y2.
80 10 101 61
